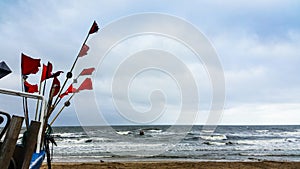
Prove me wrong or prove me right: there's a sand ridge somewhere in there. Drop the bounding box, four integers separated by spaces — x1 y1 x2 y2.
41 161 300 169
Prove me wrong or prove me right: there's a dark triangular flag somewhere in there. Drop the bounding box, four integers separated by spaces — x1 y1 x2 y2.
0 61 12 79
89 21 99 34
49 71 63 78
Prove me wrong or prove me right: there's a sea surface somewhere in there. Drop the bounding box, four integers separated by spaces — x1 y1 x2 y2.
50 125 300 162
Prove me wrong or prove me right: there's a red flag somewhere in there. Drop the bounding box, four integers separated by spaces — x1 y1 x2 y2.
40 62 53 82
78 44 90 57
21 53 41 75
24 81 38 93
50 77 60 97
89 21 99 34
77 78 93 91
79 67 95 76
66 84 77 93
59 84 77 98
59 92 68 98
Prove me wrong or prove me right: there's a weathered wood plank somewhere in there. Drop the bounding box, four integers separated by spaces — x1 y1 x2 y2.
21 121 41 169
0 115 24 169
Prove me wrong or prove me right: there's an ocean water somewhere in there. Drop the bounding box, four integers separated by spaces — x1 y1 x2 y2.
50 125 300 162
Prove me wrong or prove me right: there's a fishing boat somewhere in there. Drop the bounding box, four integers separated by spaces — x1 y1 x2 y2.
0 21 99 169
0 88 47 169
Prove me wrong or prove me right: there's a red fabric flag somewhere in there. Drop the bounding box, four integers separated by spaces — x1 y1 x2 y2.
66 84 77 93
79 67 95 76
40 62 53 82
21 53 41 75
89 21 99 34
59 84 77 98
24 81 38 93
77 78 93 91
59 92 68 98
78 44 90 57
50 77 60 97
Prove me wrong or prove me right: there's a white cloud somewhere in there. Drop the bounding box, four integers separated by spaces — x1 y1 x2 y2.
1 1 300 125
222 103 300 125
211 28 300 105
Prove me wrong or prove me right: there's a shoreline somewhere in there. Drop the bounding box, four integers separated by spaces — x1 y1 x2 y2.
41 161 300 169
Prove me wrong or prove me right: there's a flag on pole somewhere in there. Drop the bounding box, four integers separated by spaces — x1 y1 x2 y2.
40 62 53 82
66 84 77 93
49 71 64 78
78 44 90 57
77 78 93 91
79 67 95 76
21 53 41 75
59 84 77 98
50 77 60 97
0 61 12 79
24 81 38 93
89 21 99 34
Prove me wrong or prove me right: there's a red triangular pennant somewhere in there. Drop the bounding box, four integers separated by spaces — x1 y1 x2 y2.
59 84 77 98
79 67 95 76
77 78 93 91
79 44 90 57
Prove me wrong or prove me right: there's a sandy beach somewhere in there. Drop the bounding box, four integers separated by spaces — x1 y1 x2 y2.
41 161 300 169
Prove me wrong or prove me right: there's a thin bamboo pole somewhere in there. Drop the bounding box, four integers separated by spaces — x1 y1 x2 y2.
50 93 75 125
21 76 29 129
52 74 79 111
34 81 42 120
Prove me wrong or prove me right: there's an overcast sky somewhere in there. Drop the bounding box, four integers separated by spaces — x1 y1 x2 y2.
0 1 300 126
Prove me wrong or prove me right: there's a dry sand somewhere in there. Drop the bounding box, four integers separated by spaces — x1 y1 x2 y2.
41 161 300 169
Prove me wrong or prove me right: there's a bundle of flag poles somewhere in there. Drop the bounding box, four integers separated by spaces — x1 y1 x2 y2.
18 21 99 169
19 20 99 141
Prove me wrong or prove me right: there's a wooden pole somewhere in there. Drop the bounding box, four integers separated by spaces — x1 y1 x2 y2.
50 93 75 125
0 116 24 169
37 79 47 122
35 76 47 121
40 80 56 150
0 111 11 140
21 121 41 169
24 98 30 129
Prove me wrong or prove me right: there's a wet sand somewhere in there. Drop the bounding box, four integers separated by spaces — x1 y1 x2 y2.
41 161 300 169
